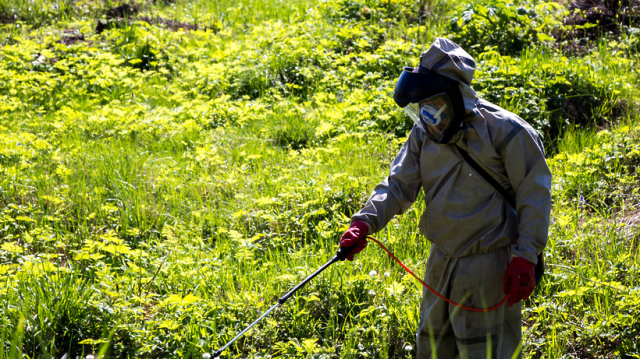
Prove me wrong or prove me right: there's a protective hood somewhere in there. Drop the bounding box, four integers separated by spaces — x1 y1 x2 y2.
418 37 478 113
393 38 479 144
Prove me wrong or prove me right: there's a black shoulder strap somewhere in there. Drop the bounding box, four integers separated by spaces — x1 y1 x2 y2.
455 145 515 208
455 144 544 286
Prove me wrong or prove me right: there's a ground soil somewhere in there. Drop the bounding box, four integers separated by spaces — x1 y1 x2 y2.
137 16 203 31
603 207 640 242
96 4 210 33
57 29 86 46
0 14 16 24
621 208 640 240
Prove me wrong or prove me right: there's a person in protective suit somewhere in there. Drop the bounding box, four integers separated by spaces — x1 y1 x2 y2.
339 38 552 358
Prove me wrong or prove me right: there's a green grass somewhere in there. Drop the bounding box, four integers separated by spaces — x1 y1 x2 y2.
0 0 321 28
154 0 321 27
0 0 639 357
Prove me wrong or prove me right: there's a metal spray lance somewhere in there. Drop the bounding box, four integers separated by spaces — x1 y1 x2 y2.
207 244 358 358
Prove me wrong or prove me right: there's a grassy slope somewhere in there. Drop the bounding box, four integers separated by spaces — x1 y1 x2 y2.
0 0 639 358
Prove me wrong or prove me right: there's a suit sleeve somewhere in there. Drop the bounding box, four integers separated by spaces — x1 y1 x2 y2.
351 125 424 233
500 122 552 265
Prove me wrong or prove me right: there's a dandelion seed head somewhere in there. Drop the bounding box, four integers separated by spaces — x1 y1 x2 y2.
384 271 390 277
405 345 413 351
369 270 377 277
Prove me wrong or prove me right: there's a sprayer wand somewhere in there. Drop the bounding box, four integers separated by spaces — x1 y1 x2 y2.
210 244 355 358
209 236 508 357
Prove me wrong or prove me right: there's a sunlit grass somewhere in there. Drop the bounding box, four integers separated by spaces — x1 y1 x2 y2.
1 0 640 357
155 0 321 26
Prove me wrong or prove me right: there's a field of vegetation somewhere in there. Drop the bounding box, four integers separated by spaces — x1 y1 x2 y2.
0 0 639 357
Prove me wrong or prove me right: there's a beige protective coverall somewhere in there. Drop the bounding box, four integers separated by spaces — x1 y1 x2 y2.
352 38 552 358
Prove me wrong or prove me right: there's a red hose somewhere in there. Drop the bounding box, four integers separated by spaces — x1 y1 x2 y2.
367 236 509 312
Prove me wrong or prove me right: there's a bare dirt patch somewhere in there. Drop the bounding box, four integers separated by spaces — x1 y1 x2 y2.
57 29 86 46
615 207 640 241
106 4 138 19
136 16 203 31
0 14 16 24
622 208 640 226
96 4 210 33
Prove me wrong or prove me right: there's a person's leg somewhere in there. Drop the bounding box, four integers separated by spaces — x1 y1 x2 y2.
416 246 459 359
448 247 522 359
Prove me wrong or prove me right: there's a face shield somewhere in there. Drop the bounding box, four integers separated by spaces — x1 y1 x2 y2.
403 93 456 143
393 67 465 144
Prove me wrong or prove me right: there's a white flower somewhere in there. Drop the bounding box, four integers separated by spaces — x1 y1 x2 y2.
86 356 95 359
202 353 211 359
368 290 376 296
369 270 377 277
405 345 413 351
384 271 390 277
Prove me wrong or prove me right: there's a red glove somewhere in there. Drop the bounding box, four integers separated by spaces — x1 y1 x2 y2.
339 220 369 261
503 257 536 307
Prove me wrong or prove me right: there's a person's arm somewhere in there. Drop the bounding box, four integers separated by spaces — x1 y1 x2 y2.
351 125 425 233
500 121 552 265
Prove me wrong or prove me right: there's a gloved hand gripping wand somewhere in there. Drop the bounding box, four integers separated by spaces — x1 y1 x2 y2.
210 243 358 358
